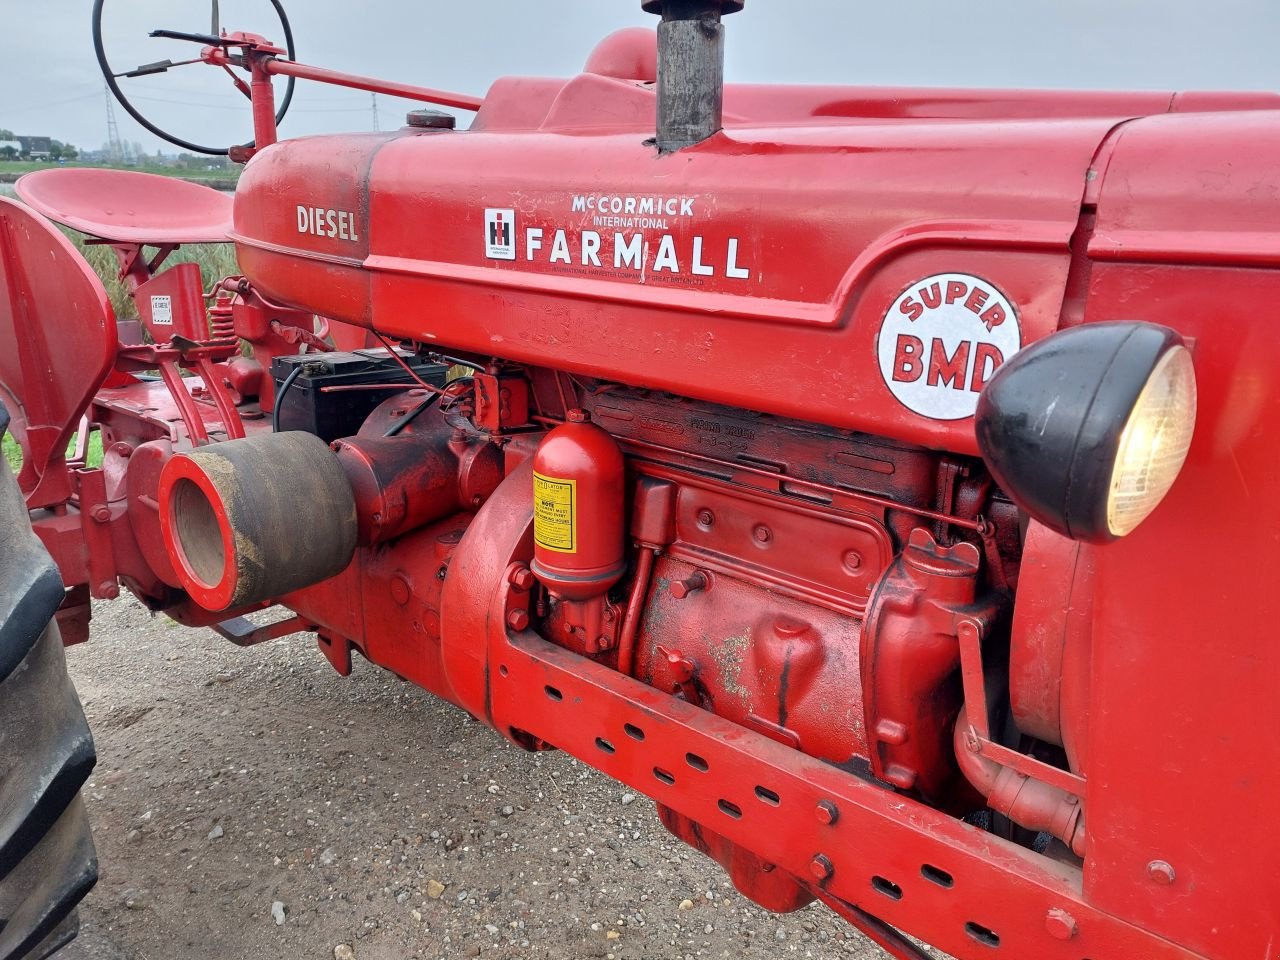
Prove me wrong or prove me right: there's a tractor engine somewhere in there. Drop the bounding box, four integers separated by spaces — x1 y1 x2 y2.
546 387 1014 807
154 363 1054 914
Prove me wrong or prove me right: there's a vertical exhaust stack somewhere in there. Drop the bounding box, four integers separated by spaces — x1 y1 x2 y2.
642 0 744 152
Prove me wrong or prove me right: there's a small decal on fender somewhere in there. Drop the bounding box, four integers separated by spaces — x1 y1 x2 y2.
151 295 173 325
877 272 1021 421
485 208 517 261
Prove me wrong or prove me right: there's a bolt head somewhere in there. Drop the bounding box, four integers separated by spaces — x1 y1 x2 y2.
752 525 772 544
508 567 536 591
1147 860 1176 886
696 509 715 528
506 609 530 632
808 854 833 881
1044 908 1077 941
671 571 708 599
815 800 839 825
91 505 111 523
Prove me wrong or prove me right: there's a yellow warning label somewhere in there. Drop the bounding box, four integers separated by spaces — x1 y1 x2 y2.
533 472 577 553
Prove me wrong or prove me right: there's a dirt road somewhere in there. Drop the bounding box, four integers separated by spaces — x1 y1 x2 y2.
56 595 904 960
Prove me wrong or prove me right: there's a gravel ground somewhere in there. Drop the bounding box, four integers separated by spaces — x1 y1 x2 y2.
57 595 906 960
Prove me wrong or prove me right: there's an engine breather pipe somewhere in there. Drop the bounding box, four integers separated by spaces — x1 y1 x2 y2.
616 476 677 676
616 546 656 676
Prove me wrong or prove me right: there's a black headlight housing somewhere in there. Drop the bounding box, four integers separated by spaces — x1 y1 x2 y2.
975 322 1196 543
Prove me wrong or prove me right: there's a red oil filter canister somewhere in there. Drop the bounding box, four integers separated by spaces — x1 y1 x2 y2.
530 409 626 600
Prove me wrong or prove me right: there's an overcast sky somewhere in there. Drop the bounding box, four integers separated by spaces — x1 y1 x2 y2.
3 0 1280 154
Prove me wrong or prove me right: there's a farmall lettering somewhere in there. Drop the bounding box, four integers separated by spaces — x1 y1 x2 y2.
878 272 1022 421
483 195 754 282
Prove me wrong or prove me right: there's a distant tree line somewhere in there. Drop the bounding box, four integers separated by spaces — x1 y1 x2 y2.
0 128 79 161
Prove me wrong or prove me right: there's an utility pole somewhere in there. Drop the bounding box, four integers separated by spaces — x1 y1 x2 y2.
371 93 380 132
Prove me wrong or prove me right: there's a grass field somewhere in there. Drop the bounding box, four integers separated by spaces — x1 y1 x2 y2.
70 235 239 317
0 159 239 185
3 431 103 471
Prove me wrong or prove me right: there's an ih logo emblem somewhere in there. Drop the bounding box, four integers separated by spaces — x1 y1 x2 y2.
485 208 516 261
877 272 1022 421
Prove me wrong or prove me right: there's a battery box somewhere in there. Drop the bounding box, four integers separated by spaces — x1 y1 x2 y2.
270 349 449 442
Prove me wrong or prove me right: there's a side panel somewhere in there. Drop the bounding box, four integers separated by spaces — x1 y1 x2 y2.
1082 112 1280 958
232 134 397 327
1083 261 1280 960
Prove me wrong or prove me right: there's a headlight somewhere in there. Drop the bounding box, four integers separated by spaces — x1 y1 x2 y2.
1106 346 1196 536
975 322 1197 543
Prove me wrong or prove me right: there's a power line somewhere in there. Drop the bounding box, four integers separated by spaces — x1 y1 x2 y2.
2 91 102 117
130 93 371 114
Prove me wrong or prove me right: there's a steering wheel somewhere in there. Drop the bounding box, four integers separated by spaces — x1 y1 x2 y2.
92 0 297 157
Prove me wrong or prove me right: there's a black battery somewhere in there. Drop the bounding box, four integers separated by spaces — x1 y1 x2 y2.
270 349 449 442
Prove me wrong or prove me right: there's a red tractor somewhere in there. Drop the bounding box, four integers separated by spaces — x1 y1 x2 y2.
0 2 1272 957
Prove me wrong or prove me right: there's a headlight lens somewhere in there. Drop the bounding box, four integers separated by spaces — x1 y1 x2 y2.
1106 345 1196 537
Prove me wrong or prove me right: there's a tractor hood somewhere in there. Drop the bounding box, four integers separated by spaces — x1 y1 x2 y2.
231 45 1280 454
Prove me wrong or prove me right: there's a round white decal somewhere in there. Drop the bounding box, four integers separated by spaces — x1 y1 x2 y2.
877 272 1021 421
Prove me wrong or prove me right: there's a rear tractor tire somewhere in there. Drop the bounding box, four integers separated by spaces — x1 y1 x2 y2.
0 408 98 959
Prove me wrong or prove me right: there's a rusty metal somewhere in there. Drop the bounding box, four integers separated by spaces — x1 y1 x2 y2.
644 0 742 151
815 892 936 960
209 612 312 647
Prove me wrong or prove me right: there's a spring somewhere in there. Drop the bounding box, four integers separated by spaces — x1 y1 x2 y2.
208 296 235 341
